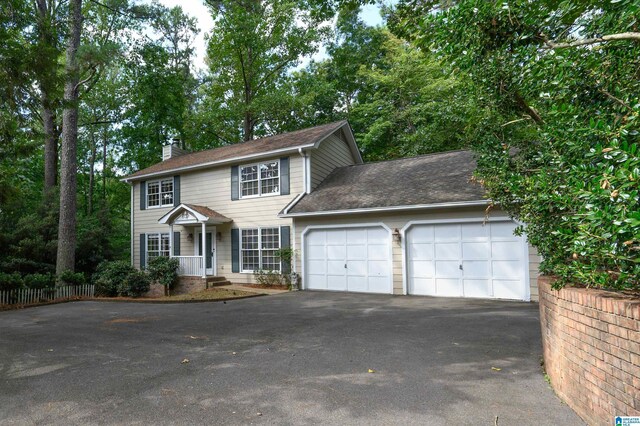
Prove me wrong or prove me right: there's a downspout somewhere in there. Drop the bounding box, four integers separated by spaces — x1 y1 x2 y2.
130 182 134 266
298 147 310 193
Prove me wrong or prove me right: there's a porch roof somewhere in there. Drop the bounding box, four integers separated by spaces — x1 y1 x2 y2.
158 203 232 225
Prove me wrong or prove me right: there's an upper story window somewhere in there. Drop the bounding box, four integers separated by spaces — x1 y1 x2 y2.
147 178 173 208
240 160 279 198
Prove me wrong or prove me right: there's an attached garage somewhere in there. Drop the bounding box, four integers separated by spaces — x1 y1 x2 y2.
303 225 392 294
405 220 529 300
281 151 540 301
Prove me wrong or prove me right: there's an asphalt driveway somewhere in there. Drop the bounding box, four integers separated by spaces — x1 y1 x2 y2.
0 292 581 425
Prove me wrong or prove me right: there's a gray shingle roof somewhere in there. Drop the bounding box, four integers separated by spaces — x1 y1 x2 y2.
286 150 487 214
126 121 349 180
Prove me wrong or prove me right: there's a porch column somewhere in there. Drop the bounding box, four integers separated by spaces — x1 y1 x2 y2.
201 221 206 278
169 224 174 257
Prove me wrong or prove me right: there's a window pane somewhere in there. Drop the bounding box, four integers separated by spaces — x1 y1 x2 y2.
242 180 259 197
241 165 258 181
261 228 280 249
147 182 160 207
161 234 170 256
261 250 280 271
261 228 280 271
147 234 159 258
242 229 259 249
261 177 279 195
260 162 279 179
242 250 260 271
161 179 173 206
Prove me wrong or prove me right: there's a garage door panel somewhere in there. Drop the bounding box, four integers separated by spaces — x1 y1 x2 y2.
307 231 325 246
347 244 366 260
368 260 388 276
492 241 521 260
435 261 460 278
307 245 325 260
307 260 326 275
326 229 346 244
463 279 491 298
410 278 435 295
347 229 366 244
493 280 523 300
410 226 434 243
435 224 459 241
435 278 462 297
327 245 346 260
307 274 327 290
327 260 345 275
367 276 390 293
409 243 433 260
462 242 489 259
461 223 488 240
491 222 517 239
435 243 459 260
411 260 434 278
367 244 387 261
462 260 489 278
347 276 367 292
346 260 366 276
327 275 347 291
367 227 388 241
492 260 520 278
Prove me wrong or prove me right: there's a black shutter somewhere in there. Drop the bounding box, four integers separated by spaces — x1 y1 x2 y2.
173 231 180 256
280 225 291 274
280 157 290 195
140 181 146 210
173 176 180 206
139 233 146 269
231 228 240 272
231 166 239 200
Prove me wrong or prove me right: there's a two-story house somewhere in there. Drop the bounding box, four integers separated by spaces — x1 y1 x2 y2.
123 120 541 301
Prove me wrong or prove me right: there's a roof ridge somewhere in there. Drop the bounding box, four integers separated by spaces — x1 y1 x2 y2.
335 149 472 170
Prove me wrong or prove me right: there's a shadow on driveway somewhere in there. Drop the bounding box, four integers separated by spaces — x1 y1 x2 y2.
0 292 582 425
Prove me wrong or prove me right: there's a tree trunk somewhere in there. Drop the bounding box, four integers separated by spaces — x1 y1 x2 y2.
56 0 82 278
88 130 97 215
43 95 58 191
102 125 107 202
243 111 253 141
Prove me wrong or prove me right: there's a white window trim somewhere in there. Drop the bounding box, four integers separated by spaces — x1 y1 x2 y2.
146 178 174 209
146 233 171 264
239 159 281 199
240 227 281 273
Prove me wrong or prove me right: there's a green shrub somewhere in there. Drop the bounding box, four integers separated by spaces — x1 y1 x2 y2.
0 272 24 292
117 270 150 297
57 270 86 286
146 257 179 295
92 260 136 297
253 269 286 287
23 273 55 289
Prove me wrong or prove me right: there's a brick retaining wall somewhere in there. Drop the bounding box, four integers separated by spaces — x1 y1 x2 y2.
538 276 640 424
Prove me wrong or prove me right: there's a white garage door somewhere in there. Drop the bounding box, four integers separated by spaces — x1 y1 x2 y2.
304 226 392 294
407 221 528 300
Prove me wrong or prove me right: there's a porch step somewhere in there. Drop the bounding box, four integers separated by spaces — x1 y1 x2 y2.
206 276 231 287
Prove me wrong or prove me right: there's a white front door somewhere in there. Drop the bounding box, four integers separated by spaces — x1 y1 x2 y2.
304 226 392 294
406 221 528 300
195 228 216 275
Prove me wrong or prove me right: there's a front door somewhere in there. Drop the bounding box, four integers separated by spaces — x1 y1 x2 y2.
196 229 216 275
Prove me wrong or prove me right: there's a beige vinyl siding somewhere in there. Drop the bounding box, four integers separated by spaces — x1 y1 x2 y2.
292 207 541 300
309 133 356 190
528 246 542 301
132 155 303 284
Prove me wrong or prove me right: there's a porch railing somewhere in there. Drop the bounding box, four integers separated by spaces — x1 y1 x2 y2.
172 256 215 277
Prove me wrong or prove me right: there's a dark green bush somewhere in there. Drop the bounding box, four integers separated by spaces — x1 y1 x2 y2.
58 270 86 286
0 272 24 291
92 260 135 297
117 270 150 297
146 257 179 295
23 273 55 289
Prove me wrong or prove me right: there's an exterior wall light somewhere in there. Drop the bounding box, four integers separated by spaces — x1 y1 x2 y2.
393 228 401 243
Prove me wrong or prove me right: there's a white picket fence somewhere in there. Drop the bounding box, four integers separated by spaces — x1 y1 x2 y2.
0 284 95 306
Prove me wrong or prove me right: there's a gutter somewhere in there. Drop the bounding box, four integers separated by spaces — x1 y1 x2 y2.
278 200 491 218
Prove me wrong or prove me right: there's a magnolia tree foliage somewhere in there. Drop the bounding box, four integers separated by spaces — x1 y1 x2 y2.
389 0 640 289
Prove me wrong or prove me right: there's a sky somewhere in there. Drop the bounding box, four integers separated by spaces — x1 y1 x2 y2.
152 0 388 71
